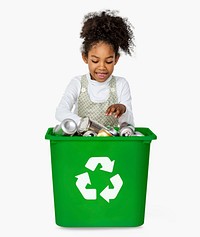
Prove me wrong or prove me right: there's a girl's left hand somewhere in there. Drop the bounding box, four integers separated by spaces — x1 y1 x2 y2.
105 104 126 118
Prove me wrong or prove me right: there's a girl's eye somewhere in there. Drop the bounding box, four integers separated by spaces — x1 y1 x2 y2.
91 60 113 64
106 61 113 64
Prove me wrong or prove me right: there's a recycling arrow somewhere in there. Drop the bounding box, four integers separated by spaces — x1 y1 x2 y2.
75 172 96 200
75 157 123 202
100 174 123 203
85 157 115 172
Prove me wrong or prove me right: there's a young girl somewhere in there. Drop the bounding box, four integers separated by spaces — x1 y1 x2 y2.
55 10 135 128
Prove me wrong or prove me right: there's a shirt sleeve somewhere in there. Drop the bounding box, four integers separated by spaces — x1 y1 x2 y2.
55 77 82 125
116 78 135 126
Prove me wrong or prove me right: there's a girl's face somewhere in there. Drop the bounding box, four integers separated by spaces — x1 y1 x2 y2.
82 42 119 83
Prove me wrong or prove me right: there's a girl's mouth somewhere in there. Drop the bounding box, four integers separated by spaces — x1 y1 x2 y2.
96 73 107 79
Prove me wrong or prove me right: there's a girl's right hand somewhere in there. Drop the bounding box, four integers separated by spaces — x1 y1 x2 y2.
105 104 126 118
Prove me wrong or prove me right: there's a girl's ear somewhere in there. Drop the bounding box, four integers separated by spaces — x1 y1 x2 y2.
114 54 120 65
82 53 88 64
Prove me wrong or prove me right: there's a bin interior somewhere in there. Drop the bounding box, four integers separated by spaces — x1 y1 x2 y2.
45 127 157 141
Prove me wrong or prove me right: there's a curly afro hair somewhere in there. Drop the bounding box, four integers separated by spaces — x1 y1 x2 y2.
80 9 135 56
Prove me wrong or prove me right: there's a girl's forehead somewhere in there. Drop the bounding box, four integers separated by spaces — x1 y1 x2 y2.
89 41 114 53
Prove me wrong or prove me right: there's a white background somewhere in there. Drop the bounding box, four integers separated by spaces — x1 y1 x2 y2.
0 0 200 236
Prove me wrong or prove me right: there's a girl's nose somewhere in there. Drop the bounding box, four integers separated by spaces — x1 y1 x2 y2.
99 61 106 68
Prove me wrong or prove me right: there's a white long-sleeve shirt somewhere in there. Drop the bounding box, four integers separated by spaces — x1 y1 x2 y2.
55 73 134 126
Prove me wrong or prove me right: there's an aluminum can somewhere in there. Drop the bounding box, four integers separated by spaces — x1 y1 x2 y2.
53 118 77 136
97 129 113 137
119 122 135 136
78 117 107 134
77 117 90 134
106 126 119 136
89 119 107 133
82 130 97 137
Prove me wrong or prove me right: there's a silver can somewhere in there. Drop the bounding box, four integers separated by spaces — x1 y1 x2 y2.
53 118 77 136
77 117 90 134
106 126 119 136
82 130 97 137
78 117 107 134
119 122 135 136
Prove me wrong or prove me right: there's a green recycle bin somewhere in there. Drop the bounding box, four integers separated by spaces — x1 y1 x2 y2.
45 127 157 227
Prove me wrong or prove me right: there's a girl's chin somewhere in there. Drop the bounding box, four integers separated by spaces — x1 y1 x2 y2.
94 78 107 82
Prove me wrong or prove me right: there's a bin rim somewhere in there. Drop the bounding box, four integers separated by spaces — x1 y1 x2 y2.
45 127 157 141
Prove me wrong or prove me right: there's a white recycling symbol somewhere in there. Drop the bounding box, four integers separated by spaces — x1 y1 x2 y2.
75 157 123 203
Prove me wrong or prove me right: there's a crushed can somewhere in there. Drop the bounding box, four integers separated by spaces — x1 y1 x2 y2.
106 126 119 136
97 129 113 137
53 118 77 136
119 122 135 136
77 117 107 134
82 130 97 137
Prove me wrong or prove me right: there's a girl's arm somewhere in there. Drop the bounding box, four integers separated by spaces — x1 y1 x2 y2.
55 77 82 125
110 77 135 126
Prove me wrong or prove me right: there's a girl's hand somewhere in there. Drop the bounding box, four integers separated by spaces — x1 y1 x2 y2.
105 104 126 118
